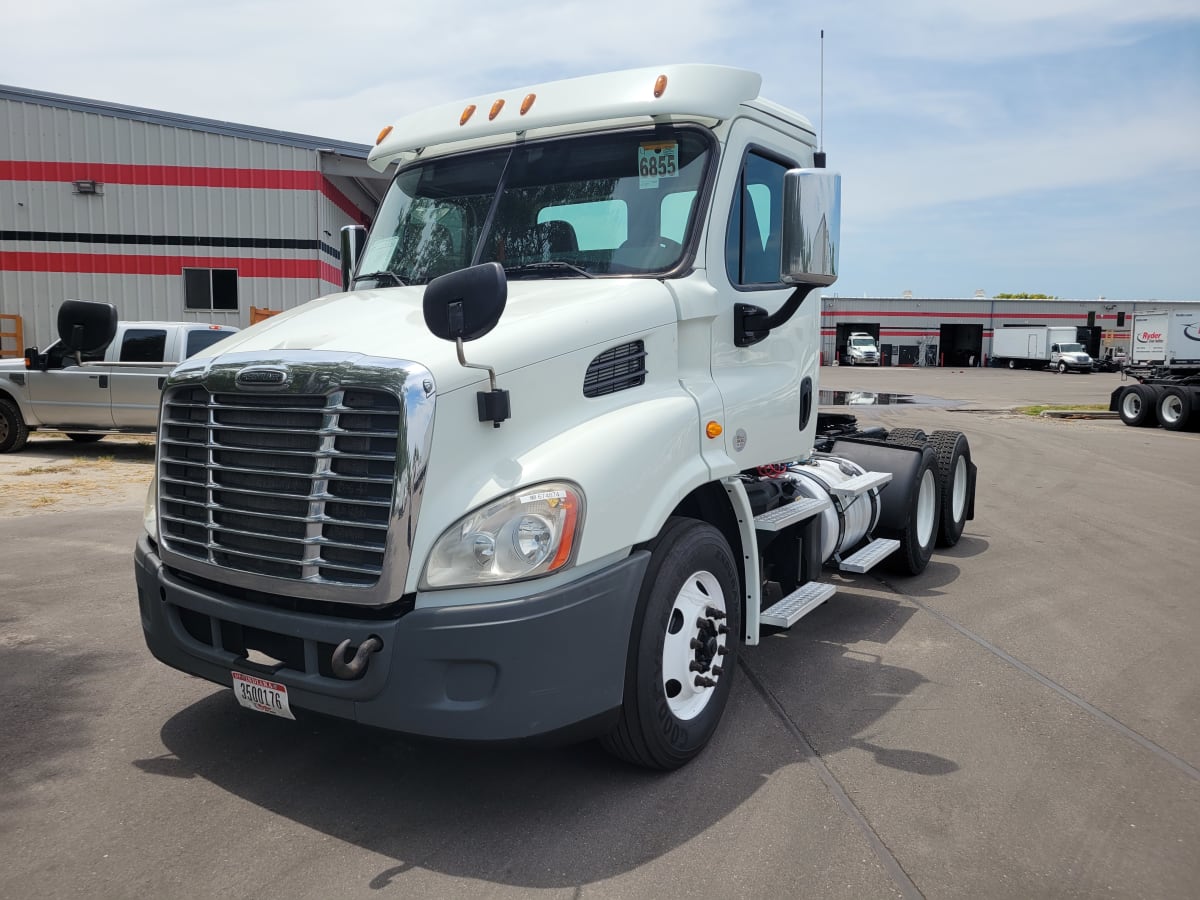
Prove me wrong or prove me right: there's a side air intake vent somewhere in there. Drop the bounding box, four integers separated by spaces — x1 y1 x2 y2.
584 341 647 398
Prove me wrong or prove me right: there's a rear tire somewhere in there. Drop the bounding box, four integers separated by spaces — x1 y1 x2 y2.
881 445 940 575
886 428 927 445
0 398 30 453
601 518 740 770
1007 359 1017 370
929 431 972 547
1158 387 1194 431
1118 385 1159 427
66 433 105 443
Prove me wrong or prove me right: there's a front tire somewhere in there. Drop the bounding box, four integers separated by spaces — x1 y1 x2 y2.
1057 361 1067 374
0 398 30 453
601 518 740 770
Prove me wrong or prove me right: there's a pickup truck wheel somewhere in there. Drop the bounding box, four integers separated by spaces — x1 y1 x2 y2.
601 517 740 770
66 433 106 443
929 431 972 547
881 445 940 575
1118 385 1159 427
1158 387 1194 431
0 398 30 453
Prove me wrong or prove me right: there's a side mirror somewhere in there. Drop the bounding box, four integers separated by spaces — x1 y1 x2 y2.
780 169 840 287
423 263 507 343
57 299 117 353
23 347 43 371
340 225 367 291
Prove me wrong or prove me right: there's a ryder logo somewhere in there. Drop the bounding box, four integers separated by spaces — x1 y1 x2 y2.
1184 324 1200 342
1136 331 1163 343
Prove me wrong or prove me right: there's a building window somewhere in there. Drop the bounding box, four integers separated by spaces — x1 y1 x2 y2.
184 268 239 311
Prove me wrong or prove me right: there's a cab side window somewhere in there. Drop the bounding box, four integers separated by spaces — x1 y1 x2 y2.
119 329 168 363
726 152 790 286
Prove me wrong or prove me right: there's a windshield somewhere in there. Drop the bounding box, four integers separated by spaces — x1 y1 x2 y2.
851 337 876 347
1060 343 1085 353
355 127 714 286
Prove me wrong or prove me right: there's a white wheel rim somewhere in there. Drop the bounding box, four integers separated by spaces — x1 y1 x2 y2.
951 454 968 521
662 570 727 721
1123 393 1142 417
1162 395 1183 425
916 469 937 547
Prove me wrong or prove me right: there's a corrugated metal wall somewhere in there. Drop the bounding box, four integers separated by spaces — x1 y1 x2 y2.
1 94 367 346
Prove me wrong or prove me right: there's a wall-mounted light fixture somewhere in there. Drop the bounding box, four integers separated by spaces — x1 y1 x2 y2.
72 180 102 195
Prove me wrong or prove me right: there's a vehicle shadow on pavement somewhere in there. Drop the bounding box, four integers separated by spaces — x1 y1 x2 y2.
16 435 155 464
133 591 957 890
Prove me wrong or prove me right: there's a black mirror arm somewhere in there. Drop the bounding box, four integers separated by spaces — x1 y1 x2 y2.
734 285 816 347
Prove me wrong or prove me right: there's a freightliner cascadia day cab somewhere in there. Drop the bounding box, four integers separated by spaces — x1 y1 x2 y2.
132 65 979 769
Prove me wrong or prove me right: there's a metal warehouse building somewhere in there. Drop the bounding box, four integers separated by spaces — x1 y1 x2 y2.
819 295 1200 367
0 85 388 353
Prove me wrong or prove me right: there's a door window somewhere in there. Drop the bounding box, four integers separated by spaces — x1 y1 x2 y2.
725 152 790 286
119 329 168 362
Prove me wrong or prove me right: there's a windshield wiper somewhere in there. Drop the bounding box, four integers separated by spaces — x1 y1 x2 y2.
504 261 595 279
353 271 407 287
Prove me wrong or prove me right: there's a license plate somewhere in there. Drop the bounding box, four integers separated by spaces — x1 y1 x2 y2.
232 671 295 720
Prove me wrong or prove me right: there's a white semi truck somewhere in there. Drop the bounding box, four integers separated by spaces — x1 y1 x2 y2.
1111 308 1200 430
131 65 979 769
991 325 1093 372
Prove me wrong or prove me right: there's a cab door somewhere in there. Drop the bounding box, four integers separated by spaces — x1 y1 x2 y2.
703 119 820 470
26 341 114 429
108 327 173 429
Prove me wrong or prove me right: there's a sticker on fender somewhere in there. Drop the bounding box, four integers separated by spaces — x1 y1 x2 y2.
232 671 295 720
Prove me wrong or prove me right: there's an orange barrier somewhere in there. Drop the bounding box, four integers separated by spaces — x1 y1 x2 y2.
250 306 282 325
0 313 24 359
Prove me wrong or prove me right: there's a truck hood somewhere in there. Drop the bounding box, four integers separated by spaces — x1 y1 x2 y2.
198 279 678 393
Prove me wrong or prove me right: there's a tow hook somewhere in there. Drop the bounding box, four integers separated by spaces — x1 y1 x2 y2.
331 636 382 680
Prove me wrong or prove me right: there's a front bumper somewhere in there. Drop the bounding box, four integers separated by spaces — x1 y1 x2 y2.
135 537 647 741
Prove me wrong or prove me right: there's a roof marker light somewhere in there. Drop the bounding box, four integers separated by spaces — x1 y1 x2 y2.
460 104 477 126
654 74 668 98
489 98 505 120
375 125 393 145
520 93 536 115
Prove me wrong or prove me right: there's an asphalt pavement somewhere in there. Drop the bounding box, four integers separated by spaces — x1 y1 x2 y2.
1 366 1197 899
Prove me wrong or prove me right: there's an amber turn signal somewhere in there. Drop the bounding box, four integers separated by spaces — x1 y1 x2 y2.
520 93 536 115
375 125 393 145
460 105 477 126
654 74 668 98
706 421 723 439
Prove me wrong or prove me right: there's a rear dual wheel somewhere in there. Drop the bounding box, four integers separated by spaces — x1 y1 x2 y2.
929 431 972 547
1158 387 1196 431
882 445 941 575
1118 385 1161 427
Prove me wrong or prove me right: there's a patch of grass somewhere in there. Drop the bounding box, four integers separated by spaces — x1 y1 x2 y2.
31 496 56 507
1016 403 1109 416
15 464 75 476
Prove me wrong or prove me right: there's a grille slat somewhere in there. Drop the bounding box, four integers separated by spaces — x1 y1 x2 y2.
159 385 399 586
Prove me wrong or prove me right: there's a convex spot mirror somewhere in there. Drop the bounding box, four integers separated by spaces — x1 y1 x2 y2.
423 262 508 343
57 299 118 353
781 169 841 287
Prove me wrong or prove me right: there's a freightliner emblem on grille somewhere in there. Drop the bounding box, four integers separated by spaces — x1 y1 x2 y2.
235 366 289 387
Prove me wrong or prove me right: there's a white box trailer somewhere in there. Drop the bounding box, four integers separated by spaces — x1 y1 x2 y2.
992 325 1092 372
1113 309 1200 430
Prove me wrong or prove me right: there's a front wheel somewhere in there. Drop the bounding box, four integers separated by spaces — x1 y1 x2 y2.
601 518 740 770
1057 361 1067 374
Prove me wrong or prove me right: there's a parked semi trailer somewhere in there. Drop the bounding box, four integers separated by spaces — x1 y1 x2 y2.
1111 309 1200 430
126 65 981 769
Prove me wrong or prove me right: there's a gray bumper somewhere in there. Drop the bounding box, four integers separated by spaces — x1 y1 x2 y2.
135 537 647 742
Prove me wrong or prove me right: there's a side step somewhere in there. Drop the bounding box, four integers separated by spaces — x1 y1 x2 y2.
838 538 901 573
760 581 838 628
828 470 892 499
753 496 831 532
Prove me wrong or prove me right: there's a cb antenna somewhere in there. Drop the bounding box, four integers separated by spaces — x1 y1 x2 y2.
814 29 827 169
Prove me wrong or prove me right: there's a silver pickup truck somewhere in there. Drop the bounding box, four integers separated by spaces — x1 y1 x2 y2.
0 302 237 452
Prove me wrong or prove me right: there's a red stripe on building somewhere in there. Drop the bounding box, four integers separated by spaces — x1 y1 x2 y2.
320 176 370 226
2 250 340 285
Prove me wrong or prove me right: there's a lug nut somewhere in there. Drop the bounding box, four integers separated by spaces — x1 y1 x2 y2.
717 647 728 657
705 606 726 620
694 676 716 688
690 638 703 650
717 624 728 635
712 665 724 677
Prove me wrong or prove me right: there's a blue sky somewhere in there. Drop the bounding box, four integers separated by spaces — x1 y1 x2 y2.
3 1 1198 300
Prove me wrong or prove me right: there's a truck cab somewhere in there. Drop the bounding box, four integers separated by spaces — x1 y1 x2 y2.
1048 342 1092 374
134 65 977 769
845 332 880 366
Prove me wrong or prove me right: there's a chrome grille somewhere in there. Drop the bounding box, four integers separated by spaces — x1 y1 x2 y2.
158 386 400 586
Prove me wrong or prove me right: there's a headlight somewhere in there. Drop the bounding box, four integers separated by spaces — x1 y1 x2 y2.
421 482 583 589
143 479 158 542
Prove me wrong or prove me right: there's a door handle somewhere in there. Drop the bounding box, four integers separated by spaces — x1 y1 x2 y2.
99 375 109 388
